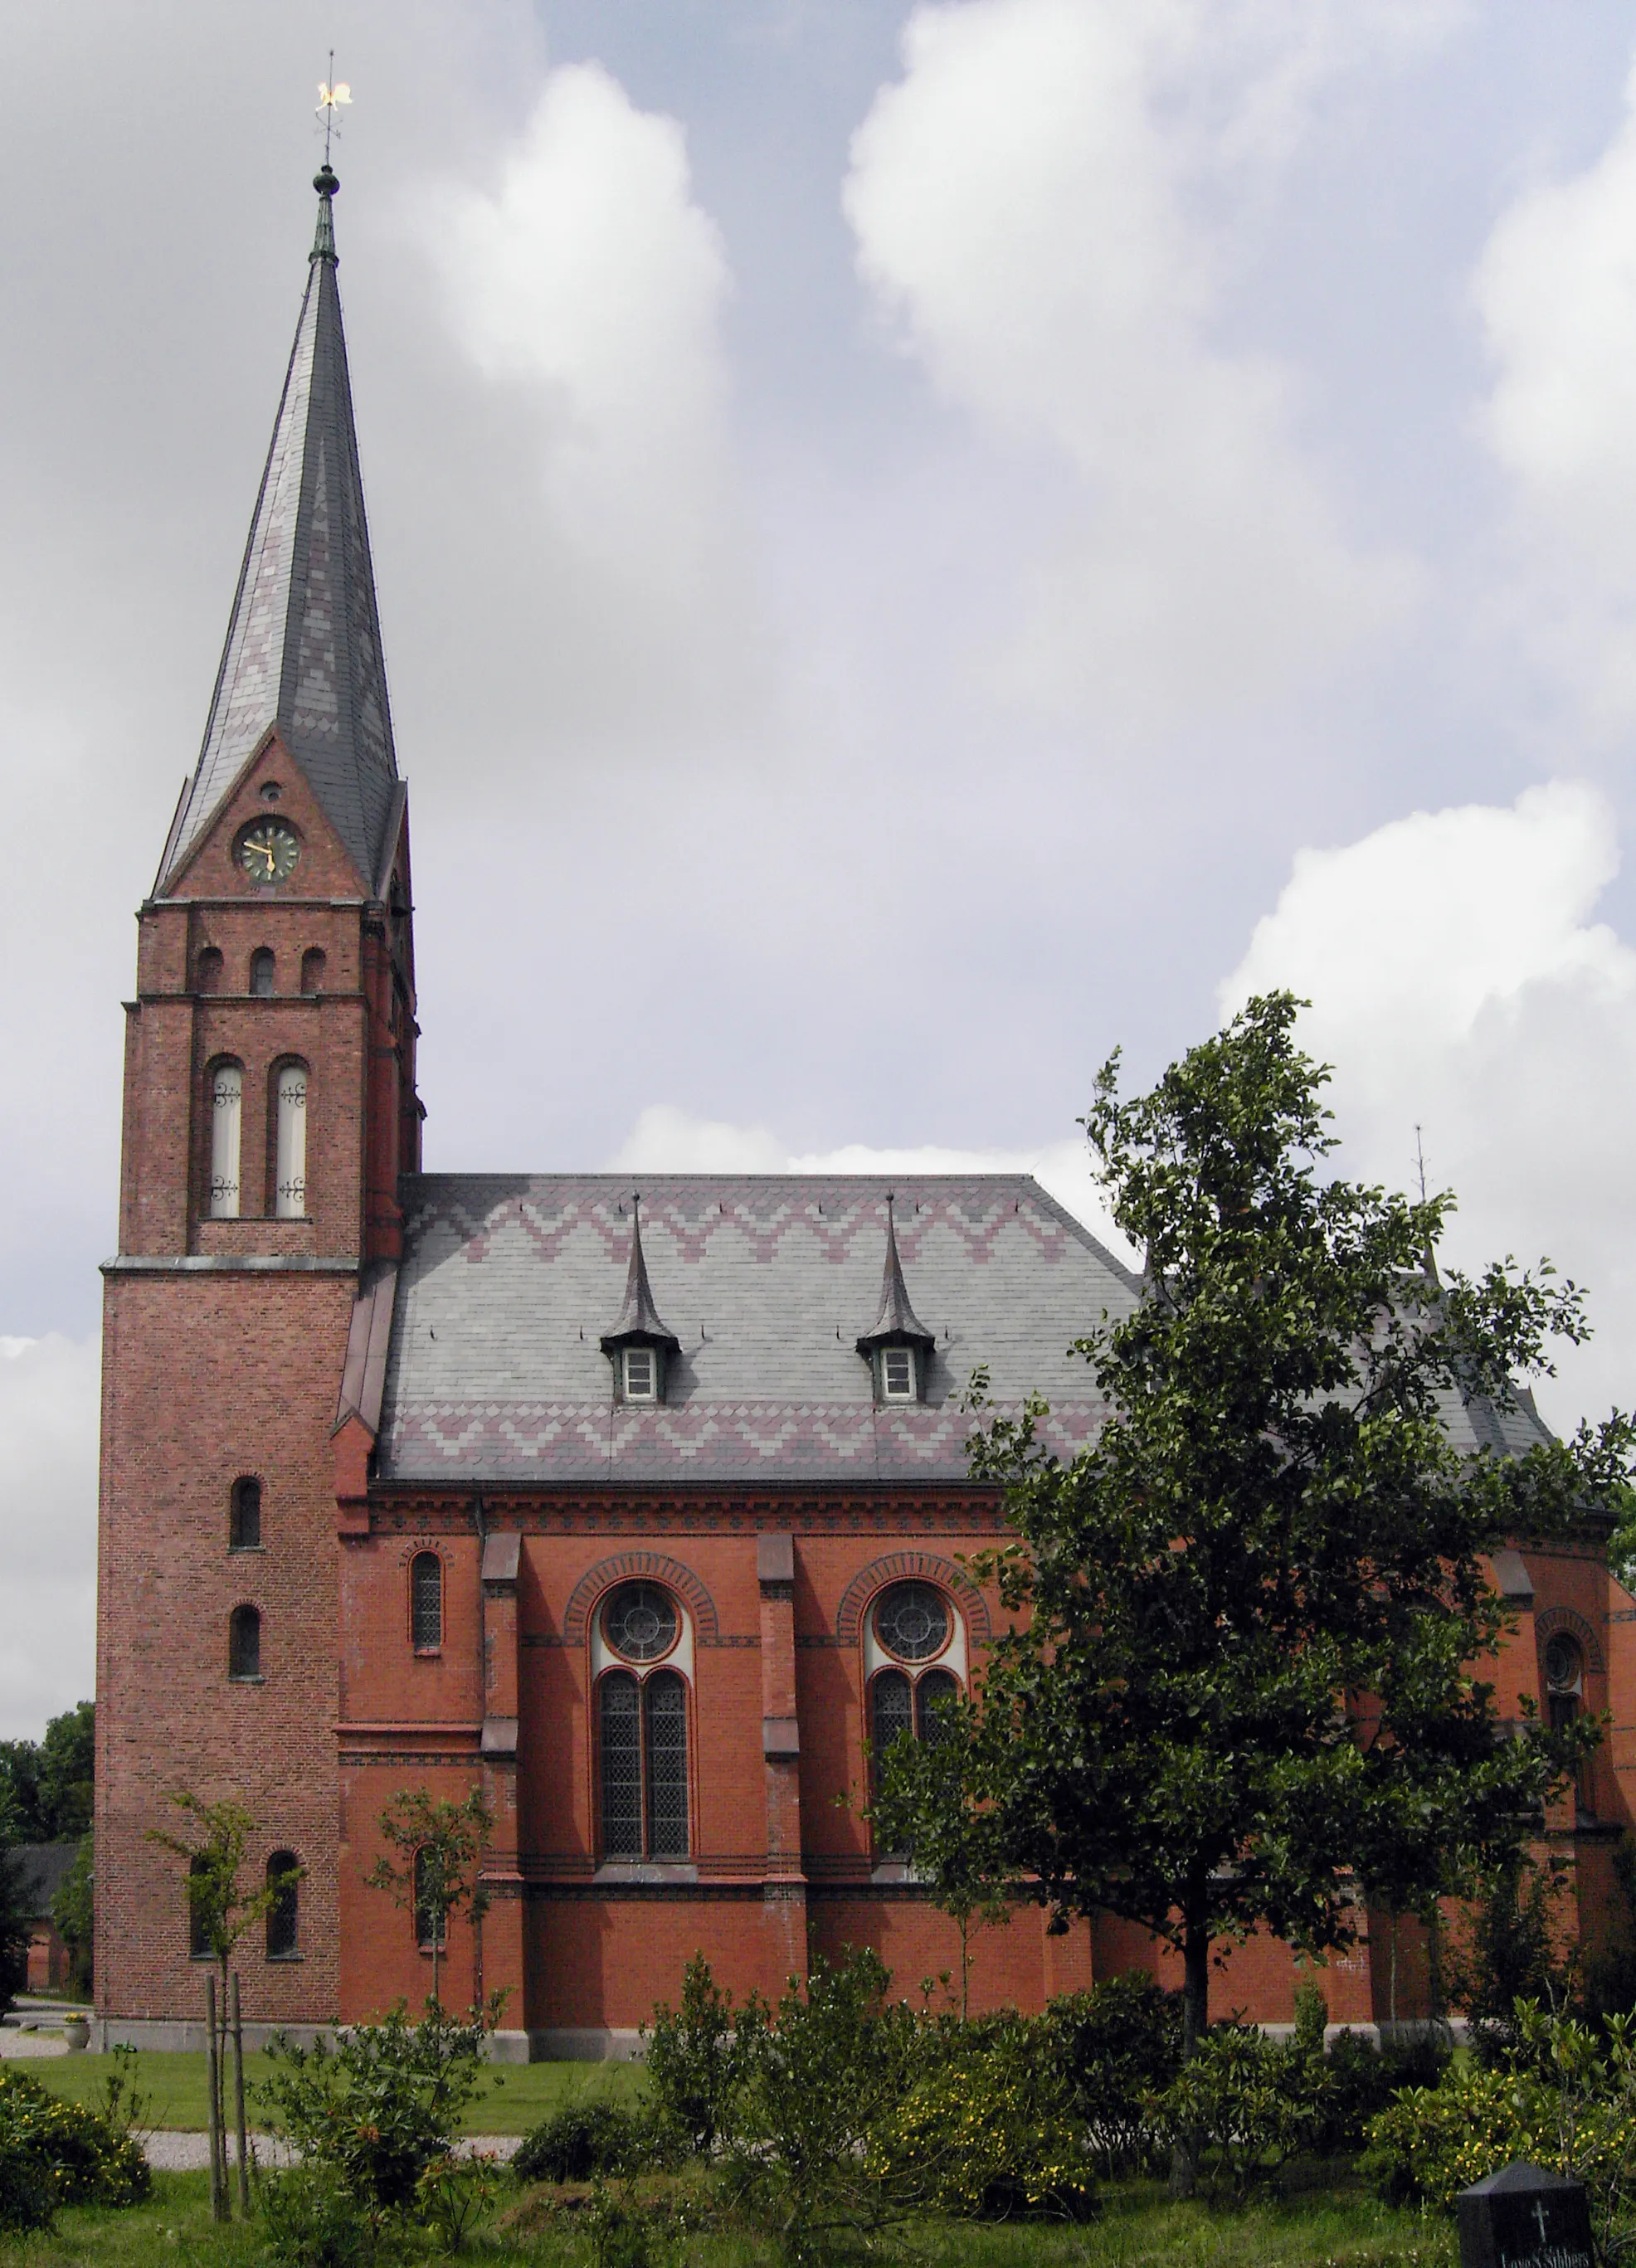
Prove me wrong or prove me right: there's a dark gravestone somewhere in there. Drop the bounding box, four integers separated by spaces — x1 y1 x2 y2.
1457 2161 1595 2268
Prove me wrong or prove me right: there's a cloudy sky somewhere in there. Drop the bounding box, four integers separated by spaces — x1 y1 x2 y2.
5 0 1636 1735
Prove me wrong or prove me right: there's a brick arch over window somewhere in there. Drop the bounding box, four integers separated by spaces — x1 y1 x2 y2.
836 1553 991 1646
1535 1605 1604 1675
562 1554 718 1645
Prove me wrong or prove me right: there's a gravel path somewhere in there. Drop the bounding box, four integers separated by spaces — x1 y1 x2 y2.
141 2133 522 2170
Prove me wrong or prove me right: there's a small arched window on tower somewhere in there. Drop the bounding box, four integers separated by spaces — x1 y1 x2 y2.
274 1063 309 1218
250 948 275 997
196 947 223 995
411 1553 443 1652
228 1604 261 1682
300 948 326 996
265 1852 300 1959
230 1477 261 1551
208 1061 243 1218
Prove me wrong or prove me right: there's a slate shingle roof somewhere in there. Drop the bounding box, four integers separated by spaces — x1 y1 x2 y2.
376 1173 1142 1484
158 168 398 895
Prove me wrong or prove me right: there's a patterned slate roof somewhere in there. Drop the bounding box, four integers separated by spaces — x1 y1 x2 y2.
377 1174 1142 1484
160 170 398 893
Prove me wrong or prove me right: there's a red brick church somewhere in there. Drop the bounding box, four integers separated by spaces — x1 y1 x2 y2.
94 168 1634 2056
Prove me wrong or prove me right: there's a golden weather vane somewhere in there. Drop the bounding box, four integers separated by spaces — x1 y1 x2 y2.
316 50 352 167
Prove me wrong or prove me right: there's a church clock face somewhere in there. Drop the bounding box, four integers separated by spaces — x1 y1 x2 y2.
237 820 300 885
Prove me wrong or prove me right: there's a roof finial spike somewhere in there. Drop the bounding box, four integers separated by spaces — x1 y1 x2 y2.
856 1189 935 1358
599 1196 680 1359
313 55 350 263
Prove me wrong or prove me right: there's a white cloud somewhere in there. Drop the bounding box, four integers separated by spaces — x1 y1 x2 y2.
609 1102 1140 1267
844 0 1424 721
1473 61 1636 735
0 1336 99 1740
1220 781 1636 1428
417 61 759 737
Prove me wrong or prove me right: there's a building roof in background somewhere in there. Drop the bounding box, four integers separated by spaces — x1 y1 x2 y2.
10 1844 78 1919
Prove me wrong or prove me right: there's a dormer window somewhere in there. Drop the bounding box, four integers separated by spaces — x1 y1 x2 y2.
879 1346 917 1401
856 1194 935 1408
601 1196 680 1410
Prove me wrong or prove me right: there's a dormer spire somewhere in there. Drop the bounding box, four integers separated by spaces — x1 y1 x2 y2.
856 1194 935 1359
157 163 398 896
601 1199 682 1356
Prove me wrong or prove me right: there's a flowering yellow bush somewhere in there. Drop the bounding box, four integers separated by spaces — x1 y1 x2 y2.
867 2051 1097 2221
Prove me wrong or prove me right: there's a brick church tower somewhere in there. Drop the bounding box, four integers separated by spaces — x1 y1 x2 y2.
95 165 418 2034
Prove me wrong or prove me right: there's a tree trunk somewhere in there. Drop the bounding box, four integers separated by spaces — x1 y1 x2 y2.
205 1975 226 2222
231 1972 250 2217
1167 1891 1210 2201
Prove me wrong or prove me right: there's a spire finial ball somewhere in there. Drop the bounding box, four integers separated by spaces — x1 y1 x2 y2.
314 163 339 198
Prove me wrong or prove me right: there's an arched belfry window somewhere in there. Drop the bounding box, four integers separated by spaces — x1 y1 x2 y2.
196 947 223 995
230 1477 261 1551
274 1063 309 1218
250 949 275 997
208 1062 243 1219
411 1554 442 1652
596 1583 689 1861
300 948 326 996
228 1604 261 1682
265 1852 299 1959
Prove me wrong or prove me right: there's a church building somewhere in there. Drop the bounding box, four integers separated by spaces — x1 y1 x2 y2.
95 168 1633 2056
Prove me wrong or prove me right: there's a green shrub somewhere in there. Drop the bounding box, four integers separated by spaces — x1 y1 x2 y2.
0 2063 150 2231
258 2001 494 2210
868 2041 1097 2220
642 1952 756 2157
261 2161 381 2268
513 2097 653 2184
1152 2025 1322 2201
1036 1971 1181 2170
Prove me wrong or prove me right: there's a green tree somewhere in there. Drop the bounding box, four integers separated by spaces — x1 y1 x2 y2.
0 1701 94 1847
51 1835 93 1996
366 1788 493 2009
149 1792 303 2212
876 993 1630 2190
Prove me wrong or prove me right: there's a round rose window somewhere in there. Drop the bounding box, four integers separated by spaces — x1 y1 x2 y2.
603 1582 679 1663
874 1582 949 1663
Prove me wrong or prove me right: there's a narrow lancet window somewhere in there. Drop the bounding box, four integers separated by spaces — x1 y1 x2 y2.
209 1063 243 1218
265 1853 299 1958
275 1064 308 1217
411 1554 442 1651
250 949 275 997
229 1604 261 1681
230 1477 261 1550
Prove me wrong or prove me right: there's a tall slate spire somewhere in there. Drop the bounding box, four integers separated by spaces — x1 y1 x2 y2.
159 165 399 893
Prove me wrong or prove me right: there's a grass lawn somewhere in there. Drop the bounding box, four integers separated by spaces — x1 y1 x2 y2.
12 2169 1459 2266
31 2050 642 2134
